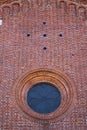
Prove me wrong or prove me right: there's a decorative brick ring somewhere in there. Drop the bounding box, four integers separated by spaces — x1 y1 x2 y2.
15 69 74 120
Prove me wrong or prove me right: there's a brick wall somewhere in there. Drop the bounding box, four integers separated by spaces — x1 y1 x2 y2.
0 0 87 129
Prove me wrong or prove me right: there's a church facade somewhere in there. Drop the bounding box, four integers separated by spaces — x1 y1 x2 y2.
0 0 87 129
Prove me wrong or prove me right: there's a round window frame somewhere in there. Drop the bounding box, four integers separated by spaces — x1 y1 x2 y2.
15 69 74 120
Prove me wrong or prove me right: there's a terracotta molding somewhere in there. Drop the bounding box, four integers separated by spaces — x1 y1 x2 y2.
14 69 75 121
0 0 87 20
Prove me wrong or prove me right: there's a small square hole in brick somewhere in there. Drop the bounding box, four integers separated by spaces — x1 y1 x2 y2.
27 34 30 37
59 34 63 37
43 22 46 25
43 34 47 37
43 47 47 50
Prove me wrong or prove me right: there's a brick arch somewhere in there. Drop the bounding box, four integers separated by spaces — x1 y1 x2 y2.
59 0 67 8
0 0 87 21
12 3 20 14
0 8 2 17
59 0 67 13
2 5 10 16
21 0 30 12
78 6 86 19
68 4 77 16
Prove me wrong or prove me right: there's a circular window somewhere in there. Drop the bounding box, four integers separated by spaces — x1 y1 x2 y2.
27 82 61 114
15 69 74 121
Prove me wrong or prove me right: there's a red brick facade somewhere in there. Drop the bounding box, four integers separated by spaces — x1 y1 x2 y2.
0 0 87 129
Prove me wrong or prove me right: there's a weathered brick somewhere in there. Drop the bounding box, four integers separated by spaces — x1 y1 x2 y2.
0 0 87 130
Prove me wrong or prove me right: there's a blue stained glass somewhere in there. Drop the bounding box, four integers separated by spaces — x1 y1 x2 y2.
27 83 61 114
